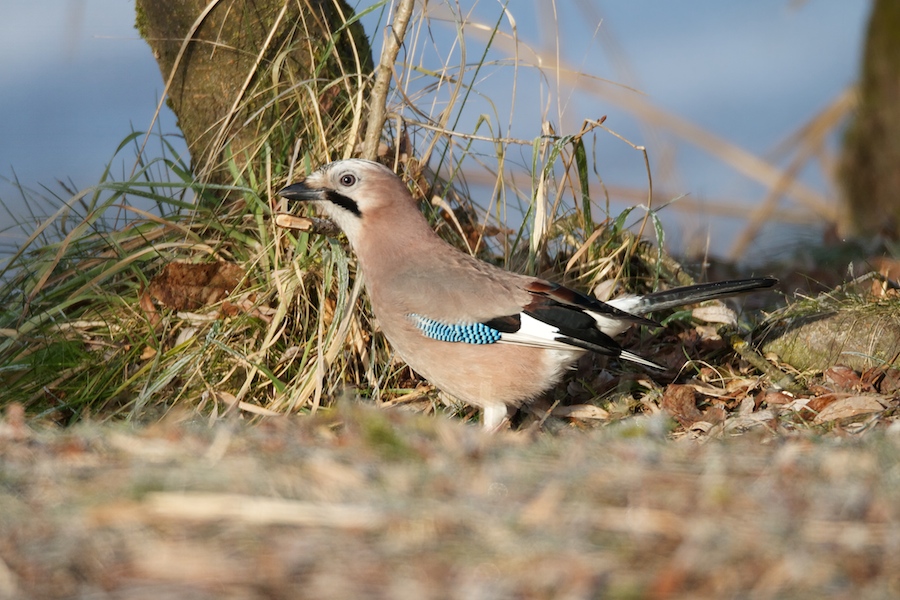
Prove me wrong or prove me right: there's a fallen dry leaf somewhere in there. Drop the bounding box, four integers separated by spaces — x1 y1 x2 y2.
861 366 900 394
759 390 794 406
806 393 848 415
139 285 160 326
661 385 703 427
552 404 610 421
813 395 888 424
691 304 738 327
662 384 732 430
147 262 244 311
824 365 862 391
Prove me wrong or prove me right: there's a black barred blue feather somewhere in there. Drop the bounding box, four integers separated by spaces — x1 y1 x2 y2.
409 314 502 344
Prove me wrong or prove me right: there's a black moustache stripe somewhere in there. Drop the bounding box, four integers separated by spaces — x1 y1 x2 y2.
324 190 362 217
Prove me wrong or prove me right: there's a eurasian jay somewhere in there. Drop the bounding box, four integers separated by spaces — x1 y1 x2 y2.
279 159 776 429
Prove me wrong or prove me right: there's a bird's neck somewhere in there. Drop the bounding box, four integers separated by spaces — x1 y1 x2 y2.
356 204 457 279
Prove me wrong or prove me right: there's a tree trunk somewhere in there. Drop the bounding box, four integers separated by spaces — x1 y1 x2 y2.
840 0 900 239
135 0 373 188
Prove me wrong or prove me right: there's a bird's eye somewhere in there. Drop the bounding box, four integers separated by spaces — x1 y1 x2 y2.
339 173 356 187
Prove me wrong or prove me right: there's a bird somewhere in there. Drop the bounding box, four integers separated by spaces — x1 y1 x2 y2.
278 159 777 429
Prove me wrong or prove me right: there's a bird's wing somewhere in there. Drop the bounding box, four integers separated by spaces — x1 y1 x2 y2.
518 281 662 368
404 277 663 370
524 280 657 328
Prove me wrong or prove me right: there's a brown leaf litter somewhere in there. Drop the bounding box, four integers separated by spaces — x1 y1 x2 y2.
146 262 245 312
651 362 899 438
139 262 274 339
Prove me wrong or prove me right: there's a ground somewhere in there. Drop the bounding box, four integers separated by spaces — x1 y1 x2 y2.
1 402 898 599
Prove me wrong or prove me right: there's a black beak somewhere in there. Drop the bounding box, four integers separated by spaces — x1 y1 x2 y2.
278 181 323 202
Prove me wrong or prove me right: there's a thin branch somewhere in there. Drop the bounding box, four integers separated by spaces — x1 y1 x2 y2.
361 0 416 161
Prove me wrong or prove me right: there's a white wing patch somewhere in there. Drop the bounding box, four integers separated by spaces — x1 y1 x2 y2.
605 294 642 312
584 309 633 337
498 313 581 351
588 295 644 337
500 313 664 370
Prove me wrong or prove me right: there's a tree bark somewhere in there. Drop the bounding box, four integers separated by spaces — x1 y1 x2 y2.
135 0 373 187
840 0 900 238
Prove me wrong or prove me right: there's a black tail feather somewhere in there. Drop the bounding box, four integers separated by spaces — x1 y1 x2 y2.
635 277 777 313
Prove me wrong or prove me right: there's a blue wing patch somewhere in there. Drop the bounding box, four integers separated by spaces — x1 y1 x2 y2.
409 314 502 345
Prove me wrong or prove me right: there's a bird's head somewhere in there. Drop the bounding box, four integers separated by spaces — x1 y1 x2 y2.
278 159 416 245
